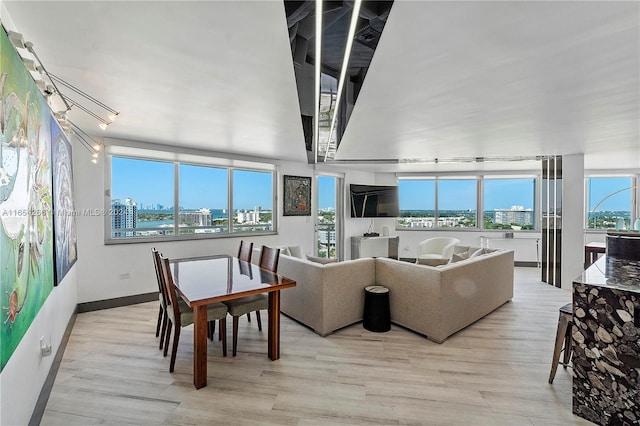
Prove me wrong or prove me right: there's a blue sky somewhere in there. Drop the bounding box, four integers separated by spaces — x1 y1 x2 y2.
399 179 535 211
318 176 336 209
112 159 632 213
587 177 632 212
111 158 272 210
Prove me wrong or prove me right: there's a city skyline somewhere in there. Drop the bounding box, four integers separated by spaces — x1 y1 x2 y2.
113 159 632 215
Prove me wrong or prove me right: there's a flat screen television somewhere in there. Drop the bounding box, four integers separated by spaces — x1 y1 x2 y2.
350 184 400 218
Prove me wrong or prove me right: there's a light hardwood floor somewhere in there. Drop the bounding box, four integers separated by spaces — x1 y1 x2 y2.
41 268 593 425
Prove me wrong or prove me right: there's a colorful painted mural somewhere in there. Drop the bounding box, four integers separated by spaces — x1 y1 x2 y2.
1 28 54 371
51 118 77 285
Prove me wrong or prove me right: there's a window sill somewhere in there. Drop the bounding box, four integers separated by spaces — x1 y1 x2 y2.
104 230 277 245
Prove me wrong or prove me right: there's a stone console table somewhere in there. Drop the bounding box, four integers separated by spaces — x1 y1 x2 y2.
572 251 640 425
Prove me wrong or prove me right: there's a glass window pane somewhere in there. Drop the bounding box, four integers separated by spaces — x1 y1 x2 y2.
397 180 436 228
586 177 632 229
179 164 228 234
111 157 174 238
232 170 273 233
437 180 477 228
318 176 336 258
484 178 536 230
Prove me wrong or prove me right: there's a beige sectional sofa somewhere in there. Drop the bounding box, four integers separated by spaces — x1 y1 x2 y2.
277 255 376 336
259 246 514 342
375 249 514 343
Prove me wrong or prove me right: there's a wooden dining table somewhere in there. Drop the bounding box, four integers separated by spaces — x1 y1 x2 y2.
170 255 296 389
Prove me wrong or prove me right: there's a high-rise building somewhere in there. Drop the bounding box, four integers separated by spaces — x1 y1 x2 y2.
179 208 212 227
236 206 261 224
112 198 137 237
494 206 534 227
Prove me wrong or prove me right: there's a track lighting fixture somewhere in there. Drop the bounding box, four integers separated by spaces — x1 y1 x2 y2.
5 28 119 135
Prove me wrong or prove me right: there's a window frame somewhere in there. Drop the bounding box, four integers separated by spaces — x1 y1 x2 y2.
105 152 278 244
584 174 637 232
396 174 539 232
482 176 537 231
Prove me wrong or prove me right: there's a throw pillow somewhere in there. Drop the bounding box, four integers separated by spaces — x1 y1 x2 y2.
469 248 490 257
306 255 338 265
452 245 471 255
449 253 469 264
468 247 485 258
288 245 305 259
279 247 291 256
416 257 450 266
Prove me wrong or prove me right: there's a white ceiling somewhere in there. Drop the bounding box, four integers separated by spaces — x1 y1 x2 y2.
3 1 639 172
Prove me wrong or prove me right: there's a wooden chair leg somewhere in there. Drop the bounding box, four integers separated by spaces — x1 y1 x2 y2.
170 325 180 373
159 312 168 350
209 321 215 341
220 318 227 357
156 306 163 337
163 320 172 357
549 313 570 383
256 310 262 331
232 316 239 357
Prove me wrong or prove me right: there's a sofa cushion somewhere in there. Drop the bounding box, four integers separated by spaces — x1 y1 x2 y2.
288 245 305 259
449 253 468 263
468 247 485 258
416 257 449 266
306 255 338 265
279 246 291 256
449 247 482 263
452 245 471 255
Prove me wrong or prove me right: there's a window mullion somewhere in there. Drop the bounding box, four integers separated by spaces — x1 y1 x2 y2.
228 168 233 234
174 162 179 236
434 178 439 229
478 177 483 231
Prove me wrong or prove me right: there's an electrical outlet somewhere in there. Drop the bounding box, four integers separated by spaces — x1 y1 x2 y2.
118 272 131 280
40 336 52 357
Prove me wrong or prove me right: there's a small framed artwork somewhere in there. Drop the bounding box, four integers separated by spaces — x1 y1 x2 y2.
283 175 311 216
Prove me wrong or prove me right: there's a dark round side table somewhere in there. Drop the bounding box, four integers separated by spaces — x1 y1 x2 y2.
363 285 391 332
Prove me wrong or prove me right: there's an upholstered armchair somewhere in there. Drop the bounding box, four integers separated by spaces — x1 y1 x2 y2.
416 237 460 265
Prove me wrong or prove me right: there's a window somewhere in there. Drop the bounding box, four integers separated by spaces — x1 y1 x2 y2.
232 169 273 233
398 176 538 231
109 155 275 240
111 157 174 238
586 176 633 230
483 178 536 230
398 179 435 228
397 179 477 229
438 179 477 228
179 164 228 234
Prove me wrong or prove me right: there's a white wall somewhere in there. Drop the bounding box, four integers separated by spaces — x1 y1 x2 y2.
277 162 317 255
0 270 77 426
562 154 585 289
342 170 377 260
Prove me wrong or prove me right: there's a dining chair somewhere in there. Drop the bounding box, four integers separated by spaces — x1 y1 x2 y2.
159 255 228 372
237 240 255 323
238 240 253 262
151 248 169 350
223 245 280 356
